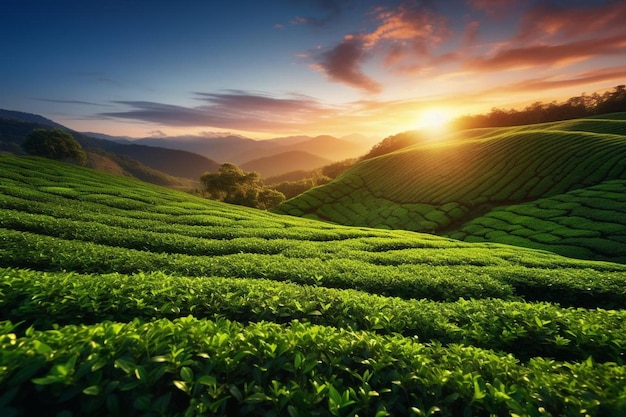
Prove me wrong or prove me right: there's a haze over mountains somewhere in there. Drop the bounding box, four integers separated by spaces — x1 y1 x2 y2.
129 132 375 166
1 109 376 180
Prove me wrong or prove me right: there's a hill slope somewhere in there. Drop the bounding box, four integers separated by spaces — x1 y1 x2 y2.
1 155 625 415
274 113 626 262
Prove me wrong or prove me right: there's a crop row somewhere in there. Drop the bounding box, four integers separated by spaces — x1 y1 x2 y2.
2 317 625 417
3 228 626 308
4 155 626 271
2 267 625 363
450 180 626 262
275 121 626 237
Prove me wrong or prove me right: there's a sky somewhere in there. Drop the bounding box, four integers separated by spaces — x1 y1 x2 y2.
1 0 626 140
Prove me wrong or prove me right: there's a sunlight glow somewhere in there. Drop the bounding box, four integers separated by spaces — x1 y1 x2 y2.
417 108 453 132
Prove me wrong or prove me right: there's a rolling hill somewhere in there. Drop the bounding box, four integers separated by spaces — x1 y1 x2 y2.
274 113 626 263
1 154 625 415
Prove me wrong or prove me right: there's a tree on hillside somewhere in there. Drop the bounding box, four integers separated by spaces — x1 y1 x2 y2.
201 163 285 209
22 128 86 165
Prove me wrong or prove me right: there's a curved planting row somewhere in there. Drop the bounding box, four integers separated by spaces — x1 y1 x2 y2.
274 115 626 258
2 155 626 415
2 317 625 417
448 180 626 263
2 267 624 363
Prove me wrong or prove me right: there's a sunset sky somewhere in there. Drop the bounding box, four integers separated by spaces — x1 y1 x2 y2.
1 0 626 139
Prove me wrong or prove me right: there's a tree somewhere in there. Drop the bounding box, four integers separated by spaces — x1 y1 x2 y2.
22 128 86 165
200 163 285 209
256 188 285 209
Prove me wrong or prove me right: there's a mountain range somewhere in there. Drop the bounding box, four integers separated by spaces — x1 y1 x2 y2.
1 109 376 181
130 132 375 168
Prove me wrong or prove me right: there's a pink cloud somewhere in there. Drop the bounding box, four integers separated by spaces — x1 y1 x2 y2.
313 1 450 93
463 20 480 45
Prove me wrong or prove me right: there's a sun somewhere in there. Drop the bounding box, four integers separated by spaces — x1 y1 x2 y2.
417 108 453 132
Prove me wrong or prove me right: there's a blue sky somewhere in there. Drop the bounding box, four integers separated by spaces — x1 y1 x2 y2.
2 0 625 139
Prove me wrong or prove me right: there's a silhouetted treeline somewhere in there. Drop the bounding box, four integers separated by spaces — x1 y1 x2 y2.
453 85 626 129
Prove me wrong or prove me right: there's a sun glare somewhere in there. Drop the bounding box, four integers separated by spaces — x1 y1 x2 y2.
417 108 452 132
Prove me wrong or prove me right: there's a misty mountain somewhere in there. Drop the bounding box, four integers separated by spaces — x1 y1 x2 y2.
133 133 372 168
133 135 272 164
240 151 332 178
92 141 220 180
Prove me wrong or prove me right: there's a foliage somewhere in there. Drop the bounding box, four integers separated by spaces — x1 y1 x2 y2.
447 180 626 262
22 128 86 165
268 173 331 200
453 84 626 129
201 163 285 209
1 154 626 415
265 159 356 200
274 113 626 262
1 317 625 417
2 267 625 363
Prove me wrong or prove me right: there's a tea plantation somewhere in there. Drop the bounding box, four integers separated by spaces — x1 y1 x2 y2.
274 113 626 263
1 155 625 416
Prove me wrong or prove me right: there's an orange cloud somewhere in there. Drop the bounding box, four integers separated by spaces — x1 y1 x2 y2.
465 34 626 71
517 1 626 41
499 66 626 93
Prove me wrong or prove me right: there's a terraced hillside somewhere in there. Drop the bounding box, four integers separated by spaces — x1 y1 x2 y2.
274 113 626 262
1 155 626 416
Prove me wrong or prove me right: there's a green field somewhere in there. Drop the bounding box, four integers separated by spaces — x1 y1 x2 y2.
274 113 626 263
1 155 626 416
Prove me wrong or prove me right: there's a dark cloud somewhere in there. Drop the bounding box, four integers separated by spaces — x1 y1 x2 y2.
36 98 112 107
311 1 450 92
318 37 382 93
100 91 337 132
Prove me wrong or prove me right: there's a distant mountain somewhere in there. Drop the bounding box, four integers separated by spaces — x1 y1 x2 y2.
287 135 370 161
81 131 133 143
240 151 332 178
92 142 220 180
0 109 67 130
263 135 314 146
0 109 213 185
132 133 374 165
134 135 272 164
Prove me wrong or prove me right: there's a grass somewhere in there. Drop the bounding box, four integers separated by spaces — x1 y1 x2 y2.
1 154 626 415
274 113 626 263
